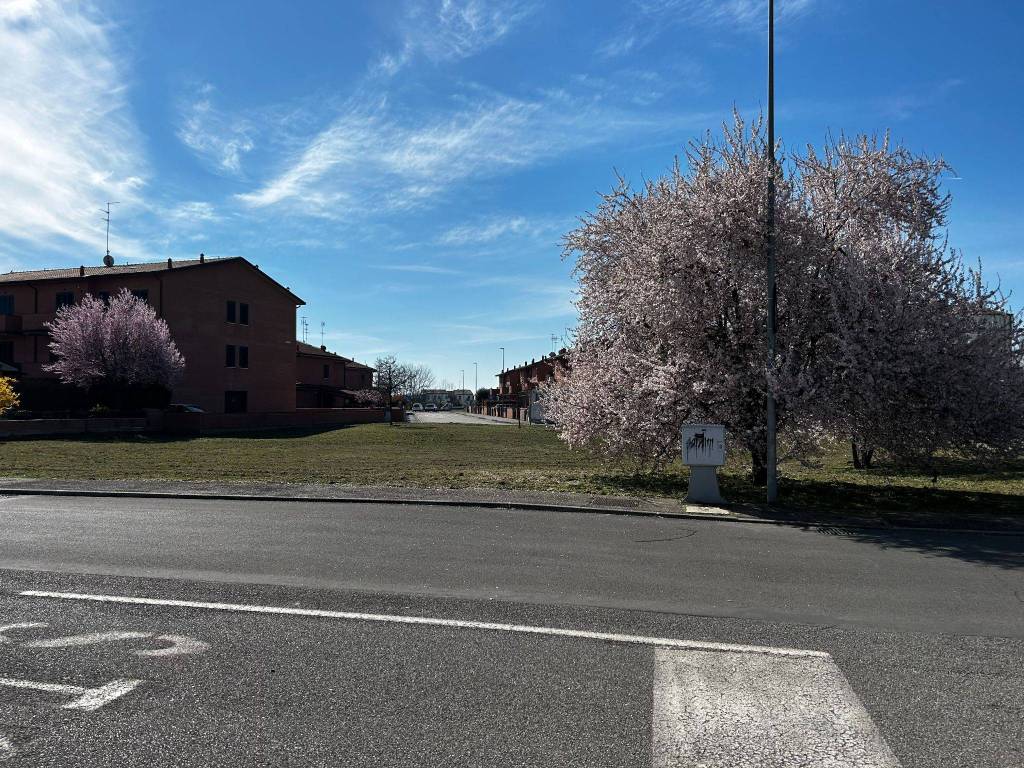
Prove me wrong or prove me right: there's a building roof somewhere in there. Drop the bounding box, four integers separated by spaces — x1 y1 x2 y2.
498 351 567 377
296 341 375 371
0 256 305 305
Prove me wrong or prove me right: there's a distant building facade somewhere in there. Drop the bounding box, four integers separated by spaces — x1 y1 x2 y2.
0 256 304 414
414 388 473 408
496 350 569 403
295 342 375 408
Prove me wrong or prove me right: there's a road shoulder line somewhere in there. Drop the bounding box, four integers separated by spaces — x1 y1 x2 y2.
18 590 829 659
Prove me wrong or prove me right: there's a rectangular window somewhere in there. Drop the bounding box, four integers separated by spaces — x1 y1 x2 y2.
225 344 236 367
323 364 330 380
0 295 13 315
224 390 247 414
131 289 149 302
239 346 249 369
55 291 74 310
0 341 13 364
239 302 249 325
226 300 236 323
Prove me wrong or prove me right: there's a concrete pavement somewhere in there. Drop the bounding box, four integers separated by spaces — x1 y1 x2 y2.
0 493 1020 765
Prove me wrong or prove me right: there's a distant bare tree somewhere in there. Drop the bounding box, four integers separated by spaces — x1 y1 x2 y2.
404 364 436 395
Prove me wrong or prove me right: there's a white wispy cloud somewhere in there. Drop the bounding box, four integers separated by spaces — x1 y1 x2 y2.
637 0 817 27
600 0 818 58
238 89 712 218
881 78 965 121
165 201 221 224
0 0 147 252
381 263 463 275
438 215 563 246
372 0 536 75
178 83 254 174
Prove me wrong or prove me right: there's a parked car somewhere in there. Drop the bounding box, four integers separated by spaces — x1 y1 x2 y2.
166 403 205 413
411 402 423 411
425 403 437 411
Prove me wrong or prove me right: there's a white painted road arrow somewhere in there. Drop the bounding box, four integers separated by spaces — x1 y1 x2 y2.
653 648 901 767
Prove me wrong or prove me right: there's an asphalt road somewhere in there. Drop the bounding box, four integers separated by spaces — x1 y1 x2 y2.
407 410 517 425
0 493 1020 766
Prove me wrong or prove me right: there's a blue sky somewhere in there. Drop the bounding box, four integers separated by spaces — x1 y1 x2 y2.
1 0 1021 389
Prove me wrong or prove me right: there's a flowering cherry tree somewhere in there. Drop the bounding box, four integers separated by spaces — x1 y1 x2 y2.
45 289 185 403
547 113 1024 481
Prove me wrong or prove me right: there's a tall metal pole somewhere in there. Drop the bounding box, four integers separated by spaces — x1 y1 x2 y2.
766 0 778 503
474 362 478 393
500 347 505 370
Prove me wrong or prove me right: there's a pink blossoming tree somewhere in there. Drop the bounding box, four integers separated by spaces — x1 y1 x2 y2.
45 289 185 407
547 113 1024 482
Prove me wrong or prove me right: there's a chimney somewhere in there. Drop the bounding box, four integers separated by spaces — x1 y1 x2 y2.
79 265 85 276
167 258 173 269
320 345 327 352
199 252 205 263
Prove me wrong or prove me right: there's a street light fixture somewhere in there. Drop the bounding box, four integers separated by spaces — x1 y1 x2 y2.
473 362 478 393
499 347 505 371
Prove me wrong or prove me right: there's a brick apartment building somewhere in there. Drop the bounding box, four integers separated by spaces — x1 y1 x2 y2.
0 255 304 414
496 350 569 402
295 342 375 408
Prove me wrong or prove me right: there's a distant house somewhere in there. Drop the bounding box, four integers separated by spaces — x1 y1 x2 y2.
0 255 304 414
496 350 569 404
296 342 375 408
415 388 473 408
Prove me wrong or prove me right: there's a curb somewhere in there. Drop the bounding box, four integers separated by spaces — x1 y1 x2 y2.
0 486 1020 536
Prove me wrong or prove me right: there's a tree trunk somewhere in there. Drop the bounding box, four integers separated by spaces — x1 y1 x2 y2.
750 444 768 486
851 441 875 470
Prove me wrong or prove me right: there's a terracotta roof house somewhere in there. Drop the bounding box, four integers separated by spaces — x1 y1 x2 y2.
296 342 375 408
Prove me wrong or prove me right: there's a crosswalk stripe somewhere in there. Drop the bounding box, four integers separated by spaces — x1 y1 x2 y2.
652 648 901 767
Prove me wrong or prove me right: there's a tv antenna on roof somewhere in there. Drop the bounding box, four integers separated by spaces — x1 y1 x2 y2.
320 321 325 347
301 316 309 343
101 202 119 267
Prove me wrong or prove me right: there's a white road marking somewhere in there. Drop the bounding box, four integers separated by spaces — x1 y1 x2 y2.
19 590 828 658
0 733 14 760
0 622 48 642
135 634 209 657
20 630 208 657
652 648 901 767
23 630 151 648
0 676 143 711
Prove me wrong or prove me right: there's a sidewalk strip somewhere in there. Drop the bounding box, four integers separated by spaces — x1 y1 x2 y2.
18 590 828 659
652 648 901 767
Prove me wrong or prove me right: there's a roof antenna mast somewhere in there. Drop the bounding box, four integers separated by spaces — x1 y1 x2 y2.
101 201 119 267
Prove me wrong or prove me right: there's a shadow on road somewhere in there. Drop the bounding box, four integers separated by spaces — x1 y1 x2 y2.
809 525 1024 570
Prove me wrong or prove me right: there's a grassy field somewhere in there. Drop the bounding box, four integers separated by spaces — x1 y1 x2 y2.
1 422 1022 522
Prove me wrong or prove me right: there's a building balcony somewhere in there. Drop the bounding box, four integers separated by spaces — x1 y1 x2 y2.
0 315 22 334
21 313 55 333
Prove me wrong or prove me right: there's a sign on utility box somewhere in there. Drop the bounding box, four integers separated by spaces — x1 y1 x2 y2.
681 424 725 504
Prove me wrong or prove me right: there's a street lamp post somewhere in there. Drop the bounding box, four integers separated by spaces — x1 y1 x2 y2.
766 0 778 503
461 369 465 391
473 362 478 393
499 347 505 371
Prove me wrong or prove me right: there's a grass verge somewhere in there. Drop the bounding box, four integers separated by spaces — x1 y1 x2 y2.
1 423 1021 525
